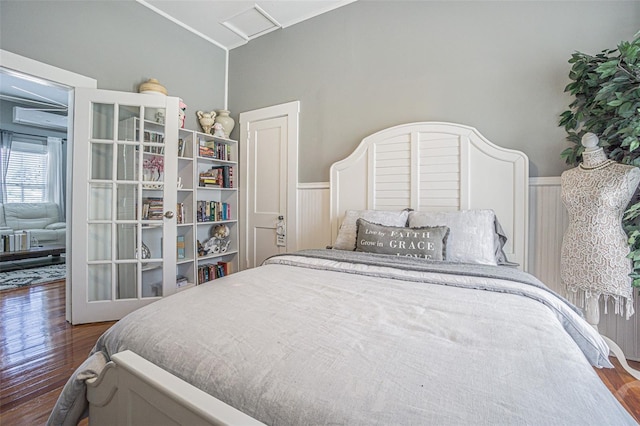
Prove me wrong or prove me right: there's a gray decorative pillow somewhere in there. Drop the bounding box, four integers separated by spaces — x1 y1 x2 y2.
355 219 449 260
408 209 499 265
333 209 410 251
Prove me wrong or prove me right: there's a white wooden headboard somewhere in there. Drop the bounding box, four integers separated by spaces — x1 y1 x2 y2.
329 122 529 270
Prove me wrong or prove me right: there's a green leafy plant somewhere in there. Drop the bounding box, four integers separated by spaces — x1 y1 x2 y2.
559 31 640 288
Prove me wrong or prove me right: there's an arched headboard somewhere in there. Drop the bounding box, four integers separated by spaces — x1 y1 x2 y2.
329 122 529 270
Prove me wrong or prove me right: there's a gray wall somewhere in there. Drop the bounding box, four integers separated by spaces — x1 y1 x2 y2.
229 1 640 182
0 1 227 131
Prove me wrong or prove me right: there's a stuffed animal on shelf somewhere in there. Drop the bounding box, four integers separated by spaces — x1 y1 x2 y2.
203 225 231 255
197 240 207 257
203 237 219 255
199 225 232 256
179 99 187 129
213 224 230 240
218 239 231 253
213 122 225 138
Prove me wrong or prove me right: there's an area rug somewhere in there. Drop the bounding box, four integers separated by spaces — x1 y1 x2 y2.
0 264 66 291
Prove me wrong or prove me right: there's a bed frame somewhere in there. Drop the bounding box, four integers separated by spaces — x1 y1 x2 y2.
84 122 530 425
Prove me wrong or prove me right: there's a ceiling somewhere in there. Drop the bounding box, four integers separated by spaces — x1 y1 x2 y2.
0 68 70 110
0 0 355 111
139 0 356 50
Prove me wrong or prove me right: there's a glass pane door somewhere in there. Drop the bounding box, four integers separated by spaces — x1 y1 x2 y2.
71 88 178 324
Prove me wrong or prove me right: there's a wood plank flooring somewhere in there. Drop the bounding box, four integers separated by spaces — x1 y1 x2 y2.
0 281 115 425
0 280 639 425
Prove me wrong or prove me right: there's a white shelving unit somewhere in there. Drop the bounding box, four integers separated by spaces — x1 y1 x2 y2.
175 129 238 289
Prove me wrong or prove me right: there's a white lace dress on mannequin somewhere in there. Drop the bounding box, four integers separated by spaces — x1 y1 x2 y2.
560 134 640 320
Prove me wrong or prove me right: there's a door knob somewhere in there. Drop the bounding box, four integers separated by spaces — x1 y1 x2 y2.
164 211 174 219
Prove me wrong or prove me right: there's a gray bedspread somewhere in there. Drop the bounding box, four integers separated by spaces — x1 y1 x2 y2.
49 250 636 425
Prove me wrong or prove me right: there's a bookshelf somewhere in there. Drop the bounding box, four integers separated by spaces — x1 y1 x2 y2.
119 118 238 292
176 129 238 289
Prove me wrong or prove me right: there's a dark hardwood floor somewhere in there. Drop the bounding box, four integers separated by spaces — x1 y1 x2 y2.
0 280 639 425
0 281 114 425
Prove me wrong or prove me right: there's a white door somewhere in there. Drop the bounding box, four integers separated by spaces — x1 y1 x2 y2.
240 101 299 270
70 88 178 324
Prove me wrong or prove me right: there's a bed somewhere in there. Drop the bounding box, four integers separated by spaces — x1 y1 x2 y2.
48 122 636 425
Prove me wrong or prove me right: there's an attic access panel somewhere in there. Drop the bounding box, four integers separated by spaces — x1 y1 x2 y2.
222 5 281 41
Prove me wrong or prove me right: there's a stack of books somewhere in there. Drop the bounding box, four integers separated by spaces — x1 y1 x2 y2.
142 197 164 220
198 140 232 161
198 166 233 188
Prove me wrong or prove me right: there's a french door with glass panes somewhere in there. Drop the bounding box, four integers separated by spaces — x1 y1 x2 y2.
70 88 178 324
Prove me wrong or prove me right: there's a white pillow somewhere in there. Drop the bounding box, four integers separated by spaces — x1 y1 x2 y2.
333 209 410 251
408 209 498 265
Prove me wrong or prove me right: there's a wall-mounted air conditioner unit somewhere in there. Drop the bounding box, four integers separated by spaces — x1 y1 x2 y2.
13 106 68 131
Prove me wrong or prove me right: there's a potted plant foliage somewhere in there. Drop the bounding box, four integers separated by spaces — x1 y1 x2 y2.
559 31 640 288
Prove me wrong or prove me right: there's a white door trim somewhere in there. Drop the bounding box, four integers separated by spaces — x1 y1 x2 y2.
239 101 299 270
0 50 97 322
0 50 97 90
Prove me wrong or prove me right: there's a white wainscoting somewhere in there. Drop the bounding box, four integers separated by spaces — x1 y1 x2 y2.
297 183 332 250
298 179 640 360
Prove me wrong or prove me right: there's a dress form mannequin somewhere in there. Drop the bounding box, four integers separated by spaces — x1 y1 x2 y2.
561 133 640 379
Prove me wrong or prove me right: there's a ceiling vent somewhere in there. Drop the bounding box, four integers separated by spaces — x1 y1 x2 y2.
13 107 68 131
222 5 281 41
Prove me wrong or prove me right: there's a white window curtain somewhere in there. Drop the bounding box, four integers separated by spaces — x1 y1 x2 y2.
47 137 65 219
0 131 12 203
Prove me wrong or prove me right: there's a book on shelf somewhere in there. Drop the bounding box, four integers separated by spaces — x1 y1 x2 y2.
198 167 221 188
176 275 189 288
178 138 186 157
176 235 186 259
142 197 164 220
176 203 186 224
144 145 164 154
196 201 231 222
198 166 233 188
197 261 232 284
198 139 232 161
144 131 165 143
199 145 215 158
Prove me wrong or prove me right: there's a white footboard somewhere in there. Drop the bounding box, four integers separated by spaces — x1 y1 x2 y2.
86 350 264 426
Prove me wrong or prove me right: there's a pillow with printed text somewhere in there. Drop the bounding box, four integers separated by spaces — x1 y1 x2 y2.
355 218 450 260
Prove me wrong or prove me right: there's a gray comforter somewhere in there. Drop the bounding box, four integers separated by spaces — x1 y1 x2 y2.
49 250 636 425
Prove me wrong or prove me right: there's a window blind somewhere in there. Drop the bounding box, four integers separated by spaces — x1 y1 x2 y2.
6 139 48 203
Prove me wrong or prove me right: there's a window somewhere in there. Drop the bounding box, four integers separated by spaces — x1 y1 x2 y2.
6 139 49 203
